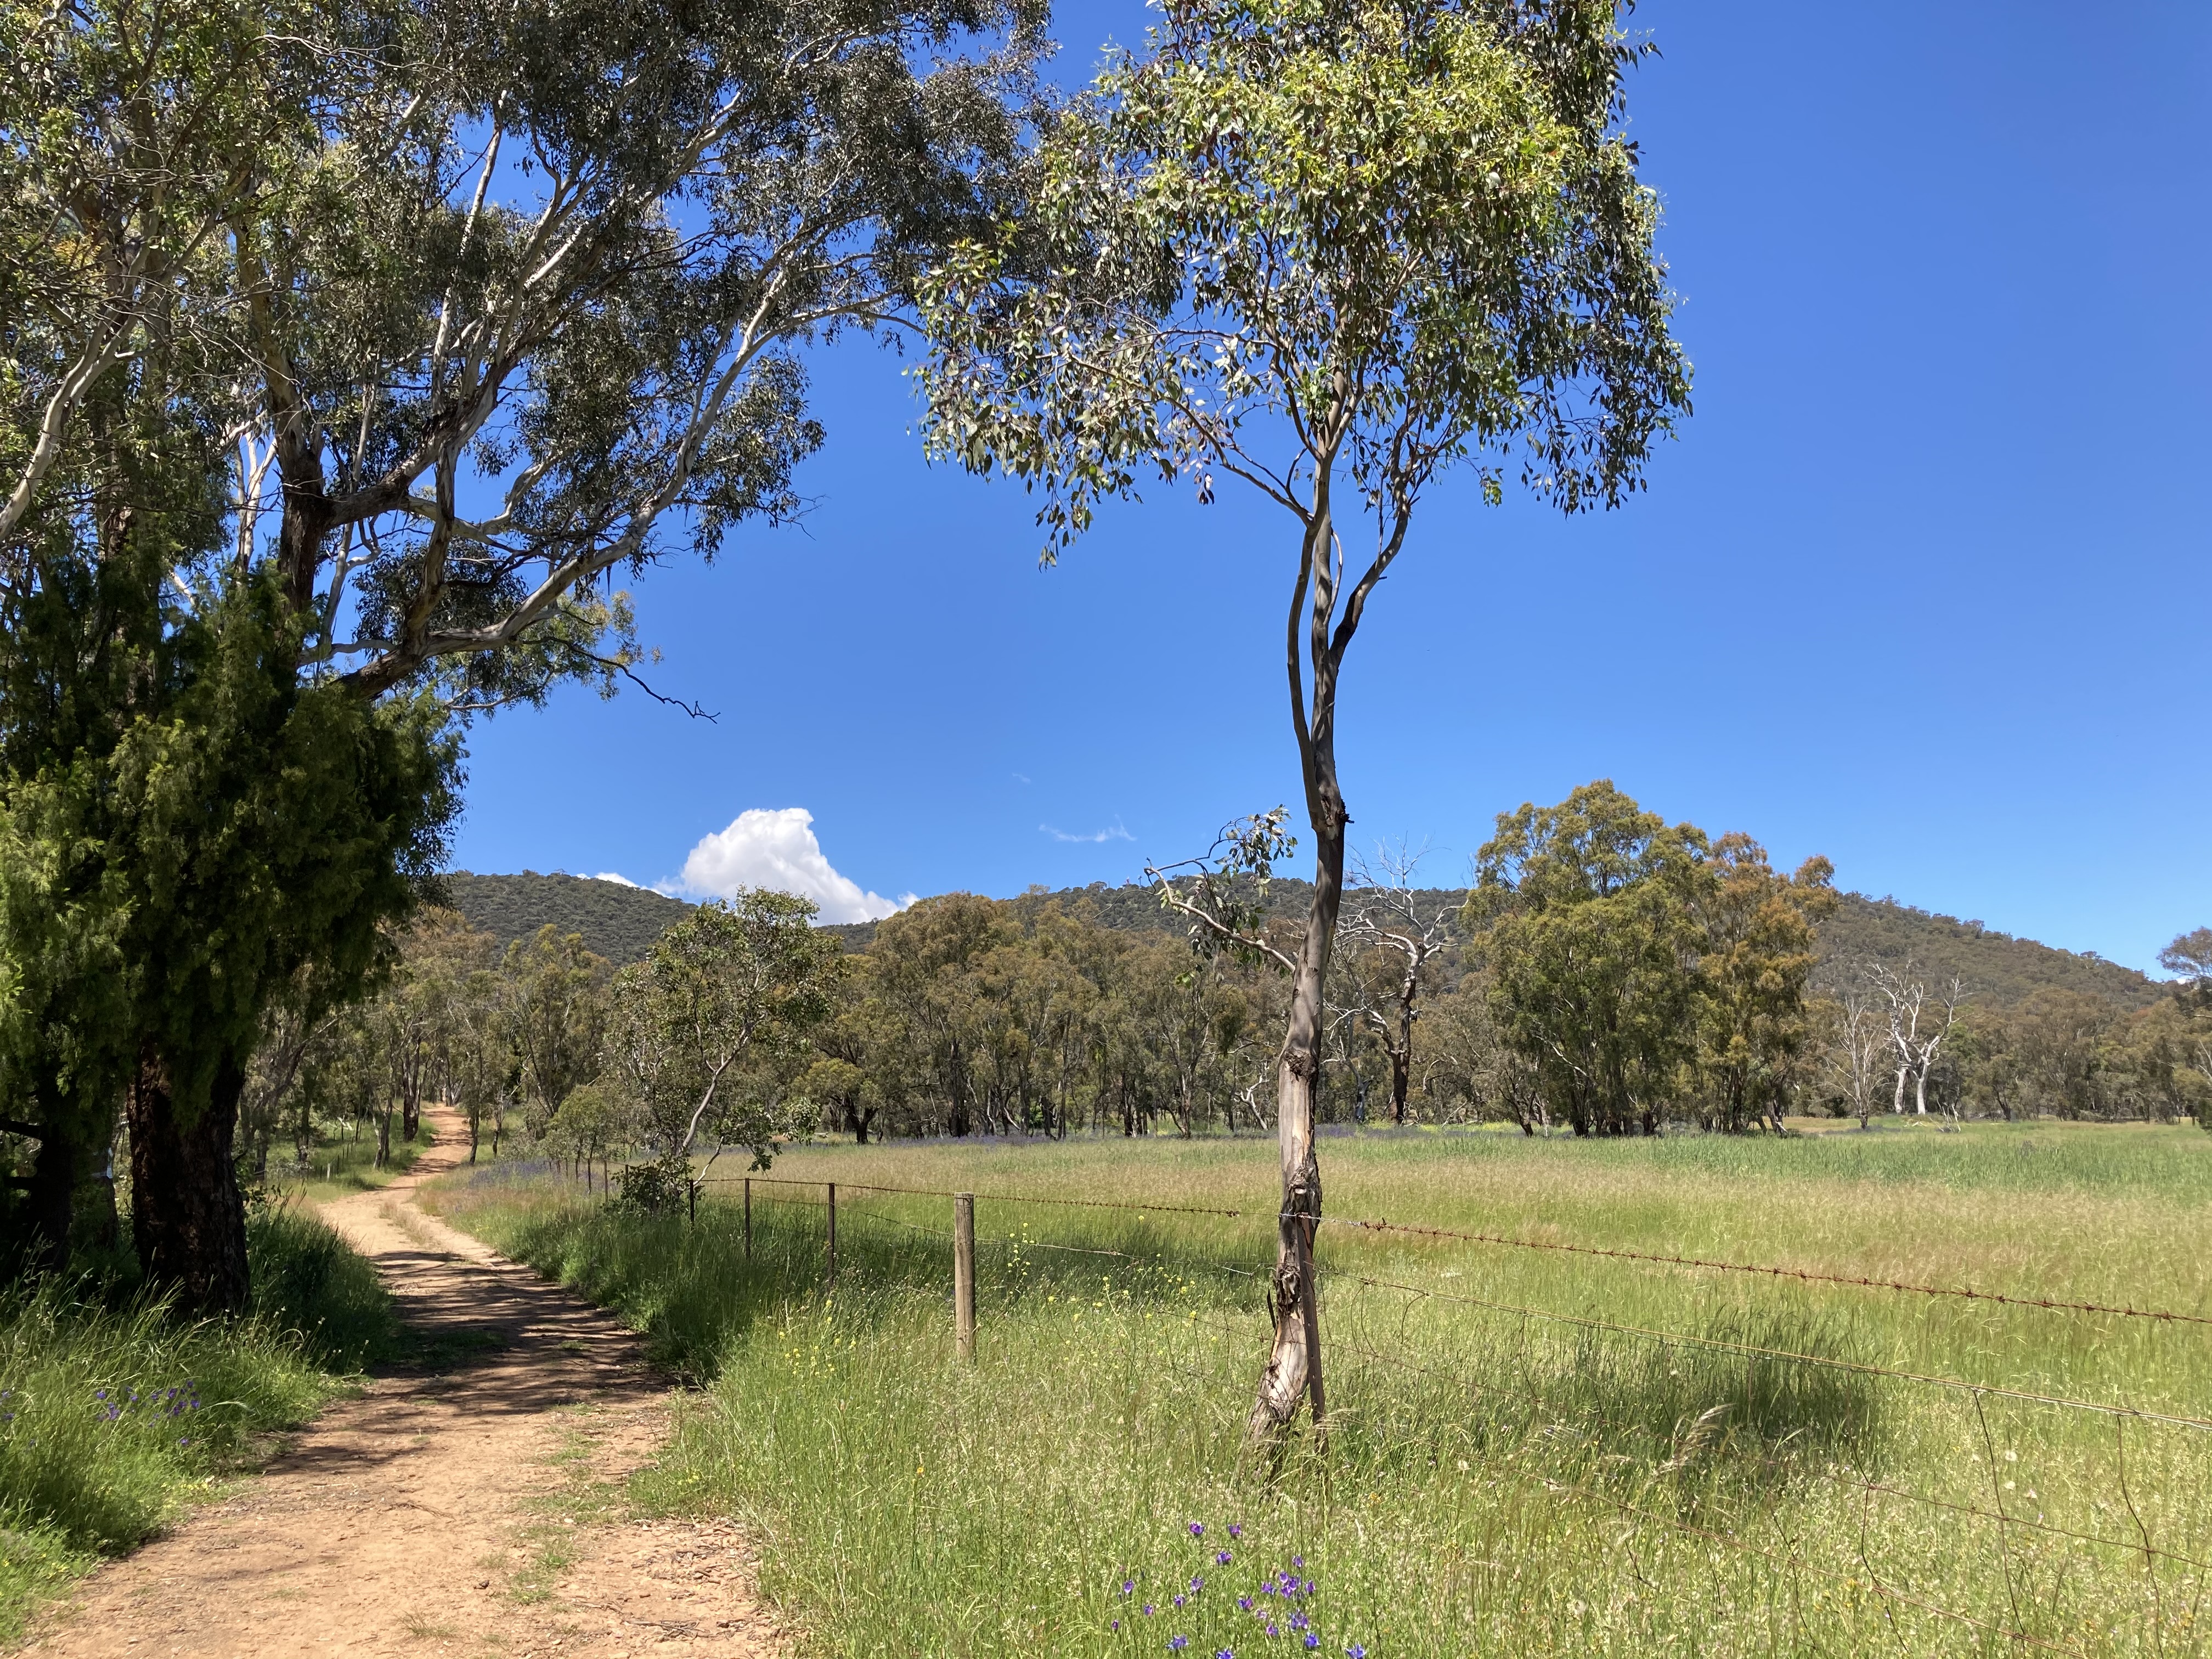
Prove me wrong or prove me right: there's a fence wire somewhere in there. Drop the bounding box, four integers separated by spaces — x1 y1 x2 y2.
1318 1265 2212 1433
689 1169 2209 1325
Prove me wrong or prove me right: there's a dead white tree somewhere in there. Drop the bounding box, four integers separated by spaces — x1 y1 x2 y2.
1827 979 1890 1131
1339 843 1458 1126
1870 962 1965 1117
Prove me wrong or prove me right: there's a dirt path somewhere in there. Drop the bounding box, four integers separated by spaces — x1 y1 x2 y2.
24 1111 783 1659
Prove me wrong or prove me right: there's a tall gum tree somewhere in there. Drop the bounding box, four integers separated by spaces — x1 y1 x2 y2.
1 0 1041 1305
919 0 1689 1442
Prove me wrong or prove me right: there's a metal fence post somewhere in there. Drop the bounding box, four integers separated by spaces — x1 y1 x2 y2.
826 1181 838 1285
743 1178 753 1261
953 1192 976 1362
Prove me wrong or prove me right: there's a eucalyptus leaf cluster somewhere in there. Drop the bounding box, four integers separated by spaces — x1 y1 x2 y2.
918 0 1689 555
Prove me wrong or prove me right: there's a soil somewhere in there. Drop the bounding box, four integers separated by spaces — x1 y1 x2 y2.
21 1109 784 1659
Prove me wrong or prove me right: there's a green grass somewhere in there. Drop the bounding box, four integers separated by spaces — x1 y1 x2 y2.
279 1120 435 1203
0 1203 404 1640
428 1121 2212 1658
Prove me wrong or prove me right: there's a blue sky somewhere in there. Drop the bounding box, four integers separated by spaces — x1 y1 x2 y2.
451 0 2211 974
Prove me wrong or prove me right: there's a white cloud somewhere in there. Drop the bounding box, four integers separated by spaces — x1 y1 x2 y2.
591 871 641 888
679 808 909 924
1041 819 1133 844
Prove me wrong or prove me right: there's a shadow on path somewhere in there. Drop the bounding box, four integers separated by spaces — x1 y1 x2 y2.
20 1109 783 1659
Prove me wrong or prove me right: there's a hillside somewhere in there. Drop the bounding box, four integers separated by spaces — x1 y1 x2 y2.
443 872 692 964
447 871 2163 1007
1812 891 2163 1008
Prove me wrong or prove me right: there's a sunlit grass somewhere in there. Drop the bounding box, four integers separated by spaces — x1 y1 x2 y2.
430 1121 2212 1657
275 1119 437 1204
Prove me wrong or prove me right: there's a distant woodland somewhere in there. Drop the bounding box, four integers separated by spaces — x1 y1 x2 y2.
286 789 2204 1180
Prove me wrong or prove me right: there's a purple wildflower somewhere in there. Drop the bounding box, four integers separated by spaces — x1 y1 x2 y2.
1189 1523 1206 1539
1228 1524 1243 1539
1144 1604 1156 1617
1304 1638 1320 1651
1266 1624 1279 1639
1175 1596 1187 1610
1170 1638 1190 1652
1237 1598 1253 1612
1346 1647 1367 1658
1216 1550 1233 1566
1190 1576 1204 1593
1124 1581 1137 1596
1292 1556 1305 1569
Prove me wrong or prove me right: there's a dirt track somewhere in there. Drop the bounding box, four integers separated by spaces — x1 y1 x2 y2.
23 1111 782 1659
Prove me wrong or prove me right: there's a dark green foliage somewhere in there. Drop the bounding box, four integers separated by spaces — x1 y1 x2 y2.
3 0 1043 1306
443 872 691 964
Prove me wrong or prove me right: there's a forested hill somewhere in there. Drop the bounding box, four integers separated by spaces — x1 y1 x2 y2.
1813 892 2163 1008
443 872 691 963
851 879 2167 1008
443 871 2163 1007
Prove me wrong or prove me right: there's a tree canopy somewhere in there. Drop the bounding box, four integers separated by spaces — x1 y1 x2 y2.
0 0 1043 1300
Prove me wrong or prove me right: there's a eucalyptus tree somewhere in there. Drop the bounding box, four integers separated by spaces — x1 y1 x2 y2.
604 891 837 1204
921 0 1687 1438
2163 929 2212 988
504 926 609 1138
3 0 1040 1302
1690 835 1835 1135
1470 781 1707 1137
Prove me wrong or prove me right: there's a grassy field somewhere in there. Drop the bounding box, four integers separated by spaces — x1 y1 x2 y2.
430 1121 2212 1658
0 1202 402 1640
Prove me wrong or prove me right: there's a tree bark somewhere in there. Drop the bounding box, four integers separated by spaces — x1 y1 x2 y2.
126 1049 249 1315
1250 823 1340 1444
20 1113 80 1276
1250 483 1351 1444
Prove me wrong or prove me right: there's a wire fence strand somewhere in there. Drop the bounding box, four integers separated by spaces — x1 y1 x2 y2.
1317 1212 2212 1327
1320 1267 2212 1432
687 1166 2211 1324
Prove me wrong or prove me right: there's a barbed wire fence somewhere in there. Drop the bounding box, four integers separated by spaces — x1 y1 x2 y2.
680 1167 2208 1656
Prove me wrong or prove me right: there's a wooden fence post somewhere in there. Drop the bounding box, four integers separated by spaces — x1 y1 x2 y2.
953 1192 976 1362
743 1178 752 1261
826 1181 838 1285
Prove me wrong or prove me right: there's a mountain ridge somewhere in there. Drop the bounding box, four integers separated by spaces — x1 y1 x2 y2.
441 870 2164 1008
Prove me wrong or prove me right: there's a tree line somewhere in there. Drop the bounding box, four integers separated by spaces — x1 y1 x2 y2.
225 782 2211 1194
